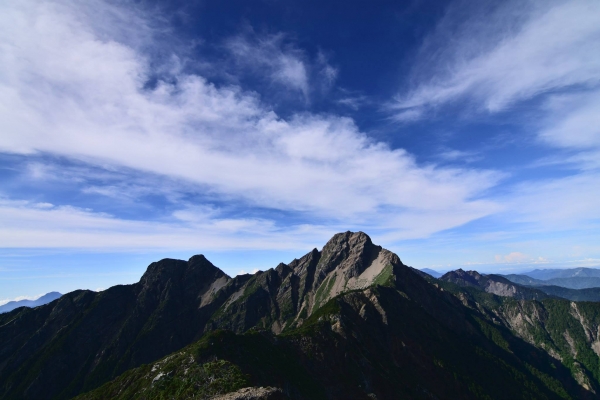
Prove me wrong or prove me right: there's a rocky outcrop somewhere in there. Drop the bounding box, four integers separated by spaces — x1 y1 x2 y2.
211 387 287 400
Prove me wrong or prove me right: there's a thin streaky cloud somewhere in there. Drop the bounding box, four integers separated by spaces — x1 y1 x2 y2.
393 0 600 114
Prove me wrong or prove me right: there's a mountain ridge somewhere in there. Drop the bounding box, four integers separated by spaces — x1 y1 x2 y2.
1 232 598 399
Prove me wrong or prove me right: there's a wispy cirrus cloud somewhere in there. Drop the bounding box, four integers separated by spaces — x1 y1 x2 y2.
0 198 327 250
0 0 502 250
393 0 600 115
539 90 600 151
387 0 600 237
224 31 337 101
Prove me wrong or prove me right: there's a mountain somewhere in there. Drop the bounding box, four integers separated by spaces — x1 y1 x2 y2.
439 269 549 300
525 268 600 280
441 270 600 301
0 292 62 314
419 268 445 278
501 274 547 286
503 274 600 290
531 285 600 302
544 277 600 289
433 274 600 392
0 232 598 399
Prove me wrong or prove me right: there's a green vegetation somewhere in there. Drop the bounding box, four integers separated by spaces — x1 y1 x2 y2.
472 316 510 352
313 275 335 310
76 354 248 400
283 297 341 337
439 277 600 393
372 264 394 287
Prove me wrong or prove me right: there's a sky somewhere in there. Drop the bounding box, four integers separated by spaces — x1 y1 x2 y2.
1 0 600 303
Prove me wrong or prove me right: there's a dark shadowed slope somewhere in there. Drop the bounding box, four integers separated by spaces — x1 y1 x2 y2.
1 232 598 399
78 266 590 400
0 255 231 399
433 273 600 392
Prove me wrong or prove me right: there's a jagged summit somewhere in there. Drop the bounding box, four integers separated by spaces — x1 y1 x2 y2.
205 231 404 334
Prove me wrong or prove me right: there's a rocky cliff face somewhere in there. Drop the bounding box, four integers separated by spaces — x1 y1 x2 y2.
1 232 599 400
208 232 400 334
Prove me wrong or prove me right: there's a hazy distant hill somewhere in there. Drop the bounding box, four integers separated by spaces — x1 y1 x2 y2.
525 267 600 280
534 285 600 302
0 292 62 314
500 274 546 286
503 273 600 289
1 233 596 399
419 268 445 278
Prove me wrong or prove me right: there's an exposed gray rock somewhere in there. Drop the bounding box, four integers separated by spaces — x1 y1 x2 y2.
211 386 287 400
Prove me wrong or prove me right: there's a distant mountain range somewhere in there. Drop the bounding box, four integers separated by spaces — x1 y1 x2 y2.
502 273 600 289
423 267 600 290
1 233 599 399
524 267 600 280
0 292 62 314
440 269 600 302
418 268 445 278
439 269 549 300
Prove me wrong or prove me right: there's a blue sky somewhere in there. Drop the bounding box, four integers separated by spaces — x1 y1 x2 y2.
1 0 600 303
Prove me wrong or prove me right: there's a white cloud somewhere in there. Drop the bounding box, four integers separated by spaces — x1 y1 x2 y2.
236 269 259 276
494 252 529 263
225 32 311 99
504 173 600 228
224 32 339 102
0 198 328 250
437 149 482 163
0 0 504 250
540 90 600 149
394 0 600 114
387 0 600 235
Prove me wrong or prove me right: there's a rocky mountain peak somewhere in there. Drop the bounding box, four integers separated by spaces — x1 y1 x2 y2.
141 254 224 280
317 231 381 276
441 269 482 286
